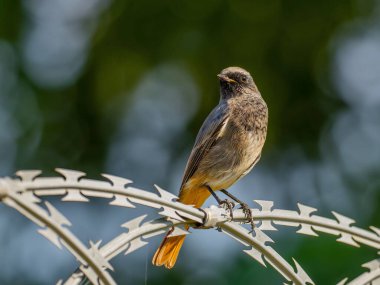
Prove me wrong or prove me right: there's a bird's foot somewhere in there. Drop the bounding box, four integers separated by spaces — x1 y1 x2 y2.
219 199 235 220
240 203 255 233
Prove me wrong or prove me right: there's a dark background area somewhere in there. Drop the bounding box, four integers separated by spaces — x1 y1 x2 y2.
0 0 379 284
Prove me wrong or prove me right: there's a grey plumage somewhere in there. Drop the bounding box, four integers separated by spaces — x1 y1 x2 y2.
153 66 268 269
181 66 268 193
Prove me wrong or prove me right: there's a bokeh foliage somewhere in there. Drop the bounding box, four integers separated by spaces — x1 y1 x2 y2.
0 0 379 284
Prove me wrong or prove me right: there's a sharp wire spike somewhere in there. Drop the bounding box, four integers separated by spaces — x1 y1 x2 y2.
154 184 179 201
101 173 132 187
121 215 147 231
15 170 42 181
55 168 86 181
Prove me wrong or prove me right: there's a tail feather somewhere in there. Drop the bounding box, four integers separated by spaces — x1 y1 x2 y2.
152 228 187 269
152 185 211 269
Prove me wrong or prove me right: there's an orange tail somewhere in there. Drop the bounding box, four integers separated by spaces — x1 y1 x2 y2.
152 185 210 269
152 227 188 269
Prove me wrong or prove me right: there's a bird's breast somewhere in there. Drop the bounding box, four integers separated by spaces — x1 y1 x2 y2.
199 121 266 190
192 95 268 191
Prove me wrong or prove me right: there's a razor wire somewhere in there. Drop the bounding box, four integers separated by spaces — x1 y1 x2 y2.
0 169 379 285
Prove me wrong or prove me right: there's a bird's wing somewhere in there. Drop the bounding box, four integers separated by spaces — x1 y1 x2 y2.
180 102 229 189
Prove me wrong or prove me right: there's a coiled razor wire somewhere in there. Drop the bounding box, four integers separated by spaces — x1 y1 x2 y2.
0 169 379 285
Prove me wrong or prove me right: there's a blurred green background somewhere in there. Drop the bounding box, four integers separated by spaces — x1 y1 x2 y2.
0 0 379 284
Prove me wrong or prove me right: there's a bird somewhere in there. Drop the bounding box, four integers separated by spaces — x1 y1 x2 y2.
152 66 268 269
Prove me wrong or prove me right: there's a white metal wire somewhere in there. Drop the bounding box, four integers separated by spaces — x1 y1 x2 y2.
0 169 379 285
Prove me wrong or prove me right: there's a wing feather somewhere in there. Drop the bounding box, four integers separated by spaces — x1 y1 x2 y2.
180 102 229 189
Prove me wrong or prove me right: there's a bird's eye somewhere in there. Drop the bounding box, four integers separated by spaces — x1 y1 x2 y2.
241 76 247 82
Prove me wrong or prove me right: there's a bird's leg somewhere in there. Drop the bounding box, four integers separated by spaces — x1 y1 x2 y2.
206 186 235 220
220 189 255 232
206 185 222 204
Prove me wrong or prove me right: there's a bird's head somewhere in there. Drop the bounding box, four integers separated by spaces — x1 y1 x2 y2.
217 67 258 99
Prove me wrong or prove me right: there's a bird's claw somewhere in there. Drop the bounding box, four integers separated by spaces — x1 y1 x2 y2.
240 203 255 233
219 199 235 220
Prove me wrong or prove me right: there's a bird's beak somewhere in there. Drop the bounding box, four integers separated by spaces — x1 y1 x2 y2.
217 74 237 84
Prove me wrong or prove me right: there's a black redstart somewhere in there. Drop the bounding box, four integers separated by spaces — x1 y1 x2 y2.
152 66 268 269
